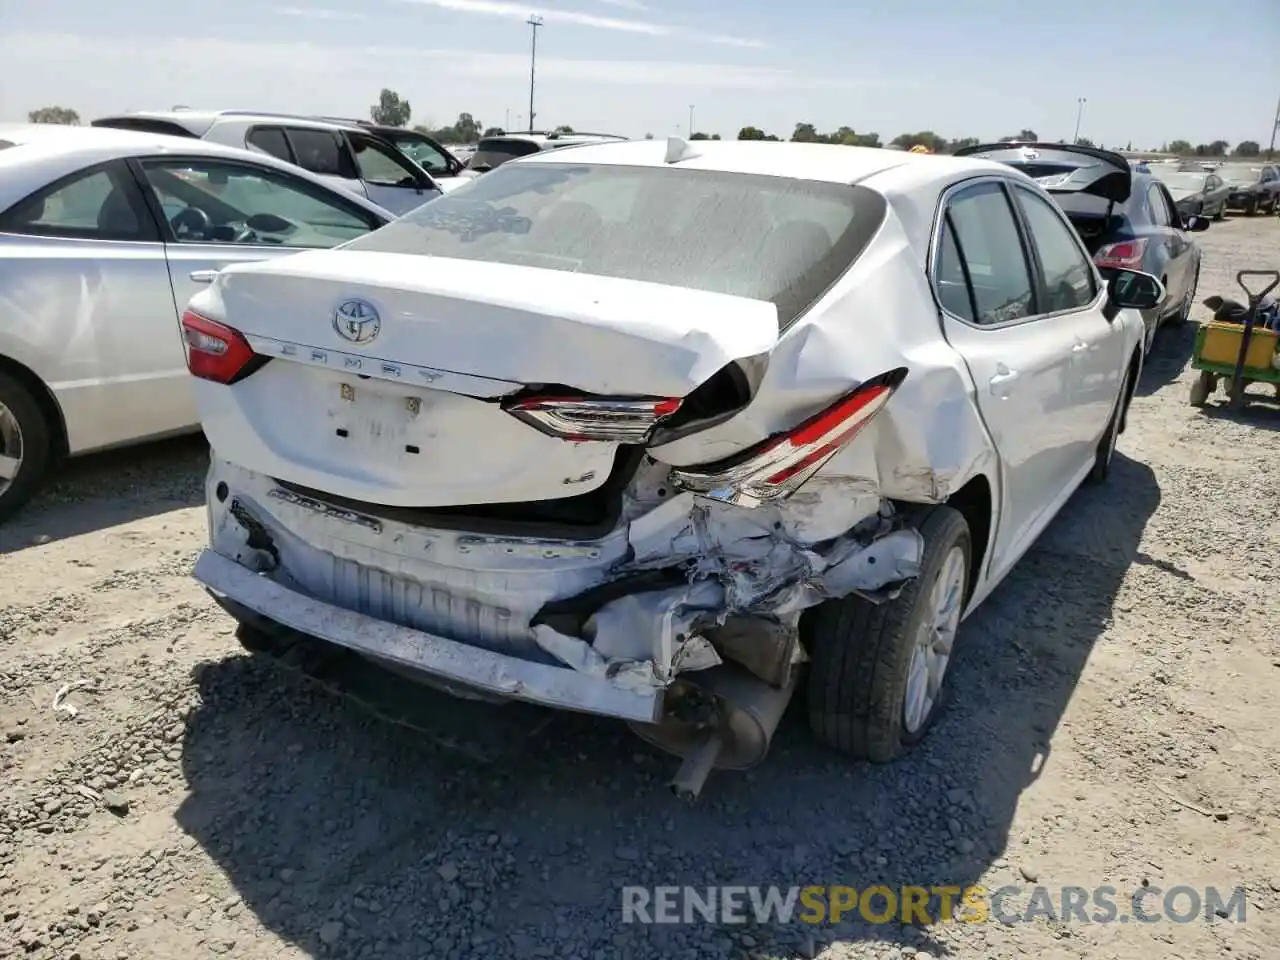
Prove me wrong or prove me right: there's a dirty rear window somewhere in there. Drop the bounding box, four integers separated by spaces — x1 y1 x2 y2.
468 138 543 170
344 162 887 328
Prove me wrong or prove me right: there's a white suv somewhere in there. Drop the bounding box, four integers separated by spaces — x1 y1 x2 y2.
91 111 444 216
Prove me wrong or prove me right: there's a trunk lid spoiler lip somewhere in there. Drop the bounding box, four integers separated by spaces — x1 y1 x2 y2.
953 141 1133 204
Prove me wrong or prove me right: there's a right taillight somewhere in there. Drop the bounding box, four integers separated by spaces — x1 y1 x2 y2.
181 310 262 385
670 368 907 508
1094 238 1147 271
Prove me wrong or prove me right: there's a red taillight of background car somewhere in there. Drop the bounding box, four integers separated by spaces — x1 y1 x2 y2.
503 395 683 443
669 368 908 508
180 310 261 385
1094 238 1147 271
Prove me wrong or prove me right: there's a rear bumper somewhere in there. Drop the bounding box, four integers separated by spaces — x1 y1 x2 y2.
193 548 662 724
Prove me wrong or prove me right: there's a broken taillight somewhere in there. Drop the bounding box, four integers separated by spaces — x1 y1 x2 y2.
1094 238 1147 271
669 368 907 508
180 310 262 385
503 395 683 443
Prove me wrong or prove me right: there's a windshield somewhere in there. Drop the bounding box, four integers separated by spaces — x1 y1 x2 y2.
1152 172 1207 192
1217 166 1262 185
345 162 887 326
467 138 542 170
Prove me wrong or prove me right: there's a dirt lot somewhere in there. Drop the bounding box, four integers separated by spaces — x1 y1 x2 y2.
2 217 1279 960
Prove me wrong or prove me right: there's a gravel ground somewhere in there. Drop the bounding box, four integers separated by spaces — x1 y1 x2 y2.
2 216 1278 960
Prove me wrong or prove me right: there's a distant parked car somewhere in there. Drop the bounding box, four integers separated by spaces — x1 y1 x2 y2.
1150 168 1229 221
1214 163 1280 215
0 123 393 521
91 111 445 215
465 131 628 173
956 142 1211 355
180 139 1164 793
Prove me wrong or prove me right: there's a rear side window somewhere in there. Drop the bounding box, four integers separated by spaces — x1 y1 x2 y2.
0 163 156 241
283 128 347 177
942 182 1036 325
345 162 887 328
468 138 542 170
246 126 292 162
1145 184 1173 227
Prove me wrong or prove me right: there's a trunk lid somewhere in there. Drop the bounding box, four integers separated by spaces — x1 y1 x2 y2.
954 142 1133 204
196 251 778 510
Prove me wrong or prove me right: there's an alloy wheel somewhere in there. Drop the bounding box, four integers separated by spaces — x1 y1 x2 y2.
0 399 23 498
903 545 966 734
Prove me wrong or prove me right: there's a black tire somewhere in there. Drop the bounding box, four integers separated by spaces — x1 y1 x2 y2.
0 371 53 524
1165 265 1199 327
805 505 971 763
1087 366 1130 484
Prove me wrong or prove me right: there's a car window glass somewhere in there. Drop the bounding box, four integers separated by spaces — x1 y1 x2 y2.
1145 184 1172 226
943 182 1036 325
391 136 451 174
0 166 151 240
350 135 419 186
137 159 376 249
935 218 977 322
282 128 345 177
1014 187 1097 312
345 162 888 329
246 126 292 162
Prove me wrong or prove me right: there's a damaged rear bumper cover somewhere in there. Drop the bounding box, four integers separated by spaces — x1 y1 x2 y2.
193 549 664 723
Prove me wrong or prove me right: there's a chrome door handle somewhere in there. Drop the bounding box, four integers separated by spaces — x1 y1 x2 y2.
189 270 218 283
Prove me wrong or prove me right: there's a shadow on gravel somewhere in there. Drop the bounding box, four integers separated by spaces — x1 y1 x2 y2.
176 453 1160 960
0 434 208 554
1192 393 1280 430
1134 321 1196 398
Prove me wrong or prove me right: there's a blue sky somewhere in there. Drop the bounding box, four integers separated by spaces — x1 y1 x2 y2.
1 0 1276 148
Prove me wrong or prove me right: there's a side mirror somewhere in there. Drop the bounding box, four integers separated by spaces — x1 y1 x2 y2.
1105 269 1166 319
1182 216 1210 232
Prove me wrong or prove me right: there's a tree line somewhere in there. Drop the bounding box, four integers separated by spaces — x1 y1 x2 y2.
23 96 1271 160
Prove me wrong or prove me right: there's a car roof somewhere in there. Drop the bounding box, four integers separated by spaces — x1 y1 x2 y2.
0 123 394 219
515 137 1010 184
93 110 370 138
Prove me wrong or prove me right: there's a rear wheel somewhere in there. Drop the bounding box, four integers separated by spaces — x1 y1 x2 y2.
805 505 971 762
0 372 53 524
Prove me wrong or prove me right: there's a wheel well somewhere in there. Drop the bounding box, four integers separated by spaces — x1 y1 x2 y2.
944 474 992 602
0 355 68 459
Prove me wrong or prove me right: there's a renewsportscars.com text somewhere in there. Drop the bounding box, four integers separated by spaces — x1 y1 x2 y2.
621 884 1247 926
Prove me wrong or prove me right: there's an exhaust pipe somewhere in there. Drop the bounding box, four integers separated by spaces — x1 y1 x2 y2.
630 664 798 801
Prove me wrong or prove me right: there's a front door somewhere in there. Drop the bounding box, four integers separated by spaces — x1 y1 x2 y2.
345 131 441 215
129 154 388 373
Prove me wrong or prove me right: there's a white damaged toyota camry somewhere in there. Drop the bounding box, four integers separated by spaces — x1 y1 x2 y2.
183 138 1163 796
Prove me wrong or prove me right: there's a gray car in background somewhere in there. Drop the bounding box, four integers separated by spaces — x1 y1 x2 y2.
92 111 444 216
1214 162 1280 215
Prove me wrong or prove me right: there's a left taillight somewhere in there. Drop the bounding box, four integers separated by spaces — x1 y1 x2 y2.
181 310 262 385
669 368 907 508
502 395 683 443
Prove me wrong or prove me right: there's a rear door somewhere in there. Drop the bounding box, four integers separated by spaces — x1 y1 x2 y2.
271 126 370 203
344 131 441 215
932 178 1093 575
0 160 190 449
129 154 387 340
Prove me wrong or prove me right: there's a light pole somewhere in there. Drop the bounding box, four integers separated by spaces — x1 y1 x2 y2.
1267 94 1280 159
504 108 510 132
688 104 695 137
1073 97 1087 144
526 15 543 132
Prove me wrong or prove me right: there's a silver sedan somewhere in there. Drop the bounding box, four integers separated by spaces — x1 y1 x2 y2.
0 124 395 521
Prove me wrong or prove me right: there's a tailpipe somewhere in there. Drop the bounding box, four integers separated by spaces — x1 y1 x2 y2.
629 664 798 801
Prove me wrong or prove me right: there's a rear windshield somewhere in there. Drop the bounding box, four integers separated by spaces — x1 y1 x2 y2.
1152 172 1207 192
344 162 887 326
467 138 544 170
